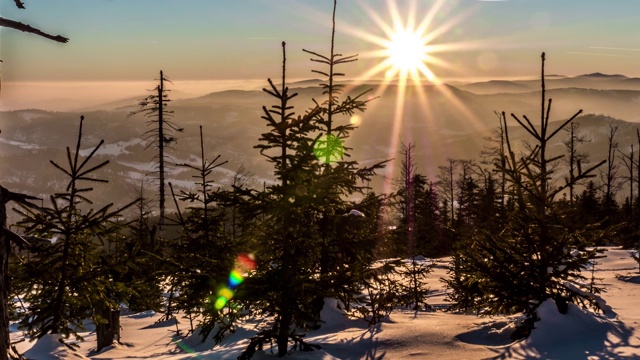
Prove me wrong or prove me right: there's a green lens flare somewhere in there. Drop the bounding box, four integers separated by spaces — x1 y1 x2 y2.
214 296 227 310
313 134 344 164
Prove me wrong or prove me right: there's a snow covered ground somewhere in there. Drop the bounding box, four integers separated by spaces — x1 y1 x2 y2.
11 247 640 359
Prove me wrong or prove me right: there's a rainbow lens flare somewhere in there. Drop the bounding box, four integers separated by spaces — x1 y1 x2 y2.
214 253 256 310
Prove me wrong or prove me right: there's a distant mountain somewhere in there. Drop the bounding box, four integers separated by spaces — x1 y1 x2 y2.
455 73 640 94
575 72 628 79
3 79 640 220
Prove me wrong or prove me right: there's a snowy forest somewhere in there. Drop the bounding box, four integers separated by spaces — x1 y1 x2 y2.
2 1 640 359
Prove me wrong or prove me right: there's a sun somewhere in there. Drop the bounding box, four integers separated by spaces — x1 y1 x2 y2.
343 0 451 85
385 27 431 76
383 24 434 81
335 0 487 194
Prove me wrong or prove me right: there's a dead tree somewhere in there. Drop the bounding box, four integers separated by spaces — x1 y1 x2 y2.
619 145 635 211
563 122 590 206
601 124 621 207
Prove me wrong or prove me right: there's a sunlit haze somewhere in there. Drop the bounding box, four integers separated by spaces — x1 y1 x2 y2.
2 0 640 109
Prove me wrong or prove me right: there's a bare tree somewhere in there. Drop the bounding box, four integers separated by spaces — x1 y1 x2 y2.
437 158 458 227
601 124 621 206
619 144 635 210
563 122 590 206
1 1 69 95
129 71 183 241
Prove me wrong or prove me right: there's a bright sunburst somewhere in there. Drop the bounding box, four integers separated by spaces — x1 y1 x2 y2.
337 0 486 193
383 22 435 81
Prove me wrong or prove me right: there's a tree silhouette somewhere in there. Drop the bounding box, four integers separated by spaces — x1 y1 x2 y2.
0 184 40 360
129 71 183 242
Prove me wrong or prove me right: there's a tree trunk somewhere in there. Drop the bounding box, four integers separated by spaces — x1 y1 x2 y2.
1 189 10 360
95 303 120 353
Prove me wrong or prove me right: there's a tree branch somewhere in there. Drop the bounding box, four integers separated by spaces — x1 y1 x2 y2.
0 17 69 43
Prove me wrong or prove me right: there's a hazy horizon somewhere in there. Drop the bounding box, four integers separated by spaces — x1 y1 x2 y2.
0 70 634 112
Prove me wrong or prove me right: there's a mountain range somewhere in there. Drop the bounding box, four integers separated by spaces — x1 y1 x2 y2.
2 73 640 217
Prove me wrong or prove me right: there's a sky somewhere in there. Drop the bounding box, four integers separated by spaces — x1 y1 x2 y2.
2 0 640 105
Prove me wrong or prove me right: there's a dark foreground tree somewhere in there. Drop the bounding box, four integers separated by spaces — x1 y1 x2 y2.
446 53 608 339
237 41 322 359
13 116 135 350
1 185 40 360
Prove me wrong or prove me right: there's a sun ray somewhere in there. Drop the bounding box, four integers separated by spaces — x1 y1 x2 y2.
335 0 494 193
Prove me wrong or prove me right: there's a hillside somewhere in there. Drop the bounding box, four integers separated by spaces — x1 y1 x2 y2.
2 77 640 214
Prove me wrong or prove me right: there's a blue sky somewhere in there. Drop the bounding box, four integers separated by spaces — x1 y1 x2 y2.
2 0 640 83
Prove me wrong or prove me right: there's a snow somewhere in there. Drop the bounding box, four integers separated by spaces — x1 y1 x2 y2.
344 209 365 217
0 138 42 150
79 139 143 157
10 247 640 359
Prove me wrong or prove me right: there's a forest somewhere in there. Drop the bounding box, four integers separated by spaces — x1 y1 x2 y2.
2 1 640 359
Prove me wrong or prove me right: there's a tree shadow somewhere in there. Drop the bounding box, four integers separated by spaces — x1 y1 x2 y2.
457 320 516 347
483 305 640 359
616 274 640 284
315 323 387 360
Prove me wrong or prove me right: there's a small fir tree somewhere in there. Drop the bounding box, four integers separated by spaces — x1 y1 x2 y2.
445 53 609 339
13 116 135 346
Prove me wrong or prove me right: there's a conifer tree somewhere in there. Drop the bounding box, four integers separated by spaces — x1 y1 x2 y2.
166 126 238 341
238 42 322 359
302 0 386 318
239 3 385 357
563 122 590 206
120 184 164 313
13 116 135 345
445 53 608 339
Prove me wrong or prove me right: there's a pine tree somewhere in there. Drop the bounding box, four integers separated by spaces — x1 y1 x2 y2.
166 126 238 342
237 42 322 359
120 183 164 313
302 0 386 320
13 116 135 346
446 53 608 339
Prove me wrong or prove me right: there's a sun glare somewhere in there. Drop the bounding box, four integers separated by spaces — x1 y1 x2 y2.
384 25 434 81
337 0 486 194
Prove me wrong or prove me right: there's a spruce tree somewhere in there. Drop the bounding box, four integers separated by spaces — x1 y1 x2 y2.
238 42 322 359
13 116 135 345
302 0 386 319
166 126 238 341
445 53 608 338
120 184 164 313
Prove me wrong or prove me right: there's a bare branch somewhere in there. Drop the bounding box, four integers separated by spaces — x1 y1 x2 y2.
0 17 69 43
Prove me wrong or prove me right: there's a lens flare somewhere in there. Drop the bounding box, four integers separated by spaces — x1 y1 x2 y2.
229 270 244 287
214 253 256 310
313 134 345 164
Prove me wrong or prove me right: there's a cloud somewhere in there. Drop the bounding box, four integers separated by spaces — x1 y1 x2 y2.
567 51 625 57
590 46 640 52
